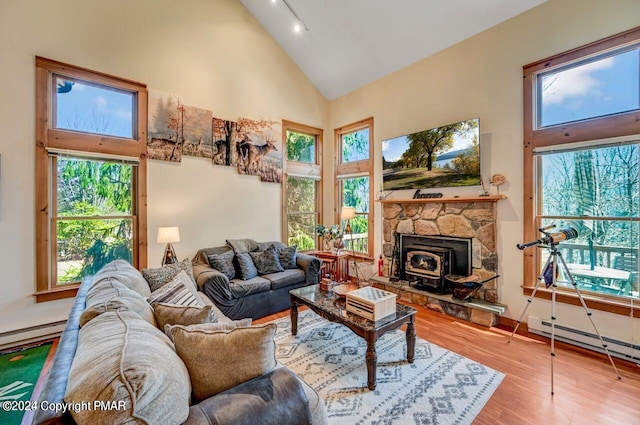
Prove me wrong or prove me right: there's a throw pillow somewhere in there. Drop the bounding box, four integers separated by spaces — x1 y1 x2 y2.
277 245 298 270
166 318 252 336
235 252 258 280
152 303 216 330
207 250 236 280
147 270 204 307
249 244 284 275
166 323 277 401
64 311 190 424
226 238 258 254
142 258 196 293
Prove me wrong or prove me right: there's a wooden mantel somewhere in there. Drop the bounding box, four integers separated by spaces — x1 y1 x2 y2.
377 194 507 204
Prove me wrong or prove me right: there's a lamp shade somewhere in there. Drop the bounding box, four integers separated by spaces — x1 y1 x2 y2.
341 207 356 221
157 226 180 244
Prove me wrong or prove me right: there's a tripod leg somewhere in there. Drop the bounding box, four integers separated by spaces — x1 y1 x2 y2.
550 256 558 395
508 254 554 343
557 253 622 380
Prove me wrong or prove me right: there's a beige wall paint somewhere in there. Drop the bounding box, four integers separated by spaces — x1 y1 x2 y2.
328 0 640 343
0 0 328 335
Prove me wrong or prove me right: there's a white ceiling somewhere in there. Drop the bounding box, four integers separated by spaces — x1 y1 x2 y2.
241 0 548 100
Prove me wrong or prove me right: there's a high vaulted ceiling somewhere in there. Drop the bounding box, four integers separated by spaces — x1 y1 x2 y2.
241 0 548 100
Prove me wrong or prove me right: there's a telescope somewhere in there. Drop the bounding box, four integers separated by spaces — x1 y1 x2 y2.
516 226 578 250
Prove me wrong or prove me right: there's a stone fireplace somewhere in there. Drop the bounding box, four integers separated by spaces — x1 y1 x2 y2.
381 199 499 304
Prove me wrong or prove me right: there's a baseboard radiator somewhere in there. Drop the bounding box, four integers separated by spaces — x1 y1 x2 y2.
0 320 66 350
527 316 640 364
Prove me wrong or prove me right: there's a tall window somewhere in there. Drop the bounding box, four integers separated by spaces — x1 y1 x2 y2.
335 118 374 258
523 27 640 314
282 121 322 251
35 57 147 302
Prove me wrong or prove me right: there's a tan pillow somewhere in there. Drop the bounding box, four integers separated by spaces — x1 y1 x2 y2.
92 259 151 297
166 323 277 401
65 311 190 424
142 258 197 292
152 303 216 330
146 270 204 307
82 278 156 327
166 318 252 335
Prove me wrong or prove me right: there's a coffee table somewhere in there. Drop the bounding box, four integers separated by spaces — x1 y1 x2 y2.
289 284 416 390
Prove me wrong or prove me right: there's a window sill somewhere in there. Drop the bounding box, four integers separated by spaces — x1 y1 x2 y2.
522 286 639 318
34 285 79 303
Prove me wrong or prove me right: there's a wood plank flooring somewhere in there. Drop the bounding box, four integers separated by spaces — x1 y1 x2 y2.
255 303 640 425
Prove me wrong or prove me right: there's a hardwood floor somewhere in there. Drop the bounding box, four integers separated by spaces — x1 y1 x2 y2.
255 303 640 425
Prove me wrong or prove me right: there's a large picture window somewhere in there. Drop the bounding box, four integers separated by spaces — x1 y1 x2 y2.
523 26 640 316
335 118 374 258
282 121 322 251
35 57 147 302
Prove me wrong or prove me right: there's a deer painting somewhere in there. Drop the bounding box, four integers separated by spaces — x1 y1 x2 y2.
237 135 277 174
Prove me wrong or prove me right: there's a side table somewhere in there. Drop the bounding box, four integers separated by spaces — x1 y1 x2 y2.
311 251 350 283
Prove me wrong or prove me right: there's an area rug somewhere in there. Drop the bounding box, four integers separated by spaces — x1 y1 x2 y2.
272 310 504 425
0 342 52 425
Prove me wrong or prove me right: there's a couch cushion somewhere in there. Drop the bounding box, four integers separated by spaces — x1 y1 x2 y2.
263 268 306 291
277 245 298 270
82 278 156 327
207 249 236 280
142 258 197 292
228 276 271 298
226 238 259 254
249 244 284 275
64 311 191 424
235 252 258 280
166 323 277 401
92 259 151 297
153 303 216 330
147 270 204 307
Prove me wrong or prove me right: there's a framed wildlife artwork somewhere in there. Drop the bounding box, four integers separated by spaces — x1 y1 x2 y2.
147 89 183 162
236 118 283 183
182 106 213 159
212 117 239 167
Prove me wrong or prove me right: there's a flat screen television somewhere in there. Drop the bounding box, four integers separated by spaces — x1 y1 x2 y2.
382 117 480 190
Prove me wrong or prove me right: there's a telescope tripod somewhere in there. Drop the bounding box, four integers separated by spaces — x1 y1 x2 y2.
508 243 621 395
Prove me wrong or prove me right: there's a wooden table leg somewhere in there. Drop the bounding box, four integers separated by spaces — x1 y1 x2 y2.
290 301 299 336
406 315 416 363
365 333 377 390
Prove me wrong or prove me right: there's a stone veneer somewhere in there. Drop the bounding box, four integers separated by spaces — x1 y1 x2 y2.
382 200 499 304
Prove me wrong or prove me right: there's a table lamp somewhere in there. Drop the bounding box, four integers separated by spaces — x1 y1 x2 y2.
157 226 180 266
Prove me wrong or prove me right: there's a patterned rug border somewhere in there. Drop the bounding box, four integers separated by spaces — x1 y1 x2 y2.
271 310 504 425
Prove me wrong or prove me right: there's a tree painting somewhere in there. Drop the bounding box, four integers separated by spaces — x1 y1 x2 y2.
212 117 239 167
382 118 480 190
182 106 213 159
236 117 283 183
147 89 183 162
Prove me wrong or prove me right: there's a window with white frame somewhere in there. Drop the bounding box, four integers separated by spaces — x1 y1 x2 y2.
523 27 640 313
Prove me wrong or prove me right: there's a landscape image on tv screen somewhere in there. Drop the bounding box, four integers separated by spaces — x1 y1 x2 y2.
382 117 480 190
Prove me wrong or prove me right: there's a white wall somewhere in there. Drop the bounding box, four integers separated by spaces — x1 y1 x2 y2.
328 0 640 344
0 0 328 335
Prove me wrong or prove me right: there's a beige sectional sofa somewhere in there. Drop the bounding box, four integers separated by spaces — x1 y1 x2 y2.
32 260 327 425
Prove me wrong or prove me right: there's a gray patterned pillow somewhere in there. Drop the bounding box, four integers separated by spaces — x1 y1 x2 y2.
277 245 298 269
249 244 284 275
147 271 204 307
142 258 196 293
207 250 235 280
235 253 258 280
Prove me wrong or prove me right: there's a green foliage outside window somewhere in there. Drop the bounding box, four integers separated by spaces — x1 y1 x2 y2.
57 157 134 283
286 131 315 163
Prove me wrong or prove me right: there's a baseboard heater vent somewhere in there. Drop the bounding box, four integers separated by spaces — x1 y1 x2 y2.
0 320 66 350
527 316 640 365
